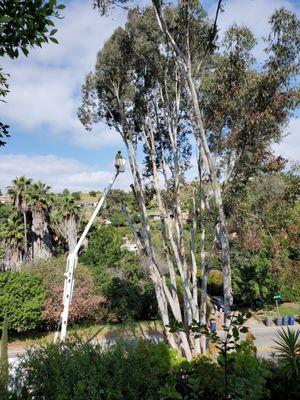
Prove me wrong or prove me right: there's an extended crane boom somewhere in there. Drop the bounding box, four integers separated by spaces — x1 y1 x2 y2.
55 155 125 342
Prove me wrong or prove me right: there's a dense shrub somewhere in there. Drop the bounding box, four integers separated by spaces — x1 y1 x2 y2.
28 257 106 328
5 339 285 400
161 356 224 399
14 340 180 400
232 252 274 307
110 211 127 227
0 272 45 330
80 226 158 321
106 278 157 322
264 358 300 400
80 226 124 278
162 343 269 400
207 270 223 296
225 342 270 400
279 262 300 302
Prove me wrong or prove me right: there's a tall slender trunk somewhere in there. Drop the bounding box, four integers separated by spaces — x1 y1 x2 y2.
23 211 28 261
122 128 195 359
31 209 52 260
62 217 77 252
152 3 232 314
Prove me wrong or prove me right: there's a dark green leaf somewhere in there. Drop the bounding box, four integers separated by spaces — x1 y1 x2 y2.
50 37 59 44
0 16 13 23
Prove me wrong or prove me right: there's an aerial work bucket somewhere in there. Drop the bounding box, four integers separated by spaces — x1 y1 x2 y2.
115 151 126 173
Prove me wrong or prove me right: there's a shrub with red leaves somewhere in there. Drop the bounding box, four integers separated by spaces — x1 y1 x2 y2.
28 256 106 329
43 273 106 329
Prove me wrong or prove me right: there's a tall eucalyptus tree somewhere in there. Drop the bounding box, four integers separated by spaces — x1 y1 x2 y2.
81 3 299 356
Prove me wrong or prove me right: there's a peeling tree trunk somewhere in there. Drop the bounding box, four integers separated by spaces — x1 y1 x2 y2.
152 2 233 314
61 216 77 252
3 244 23 271
121 126 196 359
23 210 28 261
31 209 52 261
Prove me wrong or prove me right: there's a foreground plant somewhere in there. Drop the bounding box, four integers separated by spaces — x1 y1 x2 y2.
273 327 300 379
0 315 8 391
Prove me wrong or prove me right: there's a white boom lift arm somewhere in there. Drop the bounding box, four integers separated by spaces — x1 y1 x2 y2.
55 155 126 342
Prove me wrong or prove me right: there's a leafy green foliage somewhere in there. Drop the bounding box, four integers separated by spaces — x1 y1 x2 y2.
0 272 45 330
15 340 177 400
224 342 270 400
0 0 64 59
161 343 269 400
169 311 254 399
27 181 53 212
80 225 157 321
0 315 8 391
107 278 157 322
273 327 300 379
230 171 300 306
0 212 24 246
80 226 124 279
53 193 80 220
232 253 274 306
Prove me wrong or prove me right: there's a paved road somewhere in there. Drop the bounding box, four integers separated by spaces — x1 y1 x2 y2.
246 324 299 357
8 324 299 362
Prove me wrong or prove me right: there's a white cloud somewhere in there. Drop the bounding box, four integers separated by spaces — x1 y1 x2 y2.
211 0 298 62
0 154 133 192
273 118 300 162
1 0 126 149
1 0 299 171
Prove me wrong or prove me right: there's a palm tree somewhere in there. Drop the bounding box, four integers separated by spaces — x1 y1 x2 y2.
7 176 32 259
273 327 300 379
27 181 53 260
0 213 24 270
54 194 81 251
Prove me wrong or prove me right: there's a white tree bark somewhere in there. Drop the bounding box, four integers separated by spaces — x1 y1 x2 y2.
152 2 233 314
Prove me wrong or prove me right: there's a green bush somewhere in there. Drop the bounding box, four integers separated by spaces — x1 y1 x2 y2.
0 272 45 330
225 342 270 400
110 211 127 227
232 252 274 306
15 340 179 400
80 226 124 276
207 270 223 296
106 278 157 322
80 225 158 322
264 357 300 400
162 343 269 400
279 264 300 303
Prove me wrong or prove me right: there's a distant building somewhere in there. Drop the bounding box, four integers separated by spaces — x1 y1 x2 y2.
0 194 13 204
148 210 189 223
121 236 138 252
81 201 97 208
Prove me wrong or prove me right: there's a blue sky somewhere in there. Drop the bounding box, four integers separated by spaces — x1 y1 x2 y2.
0 0 299 192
